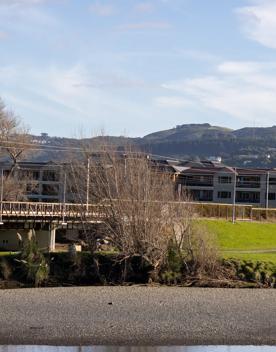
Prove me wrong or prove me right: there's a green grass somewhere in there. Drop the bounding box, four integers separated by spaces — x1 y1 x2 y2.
223 252 276 263
200 220 276 250
198 220 276 263
0 252 19 257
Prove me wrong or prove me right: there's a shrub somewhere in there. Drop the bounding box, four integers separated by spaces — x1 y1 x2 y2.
0 258 12 280
223 258 276 286
18 230 49 287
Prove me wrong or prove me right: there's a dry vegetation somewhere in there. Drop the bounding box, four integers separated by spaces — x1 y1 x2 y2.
68 144 220 282
0 98 33 201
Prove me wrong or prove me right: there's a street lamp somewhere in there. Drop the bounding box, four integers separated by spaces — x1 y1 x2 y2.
232 167 237 224
266 171 270 210
61 171 67 226
0 169 4 225
86 156 90 213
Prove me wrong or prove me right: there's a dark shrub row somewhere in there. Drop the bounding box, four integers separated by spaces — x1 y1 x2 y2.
223 259 276 287
2 251 276 288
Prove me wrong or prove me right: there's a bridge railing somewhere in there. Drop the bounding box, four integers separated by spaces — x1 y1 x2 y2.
2 200 276 222
0 201 102 219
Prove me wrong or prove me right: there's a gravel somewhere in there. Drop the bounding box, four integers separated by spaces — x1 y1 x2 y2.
0 286 275 346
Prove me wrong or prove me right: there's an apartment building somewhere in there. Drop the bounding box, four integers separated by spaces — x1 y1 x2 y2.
0 161 65 203
172 160 276 208
2 158 276 208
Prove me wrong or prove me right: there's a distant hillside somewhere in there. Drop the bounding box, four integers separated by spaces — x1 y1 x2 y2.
143 123 233 142
138 123 276 167
29 123 276 168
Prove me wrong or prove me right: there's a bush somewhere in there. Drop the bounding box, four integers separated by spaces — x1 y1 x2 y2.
18 231 49 287
48 252 153 285
0 258 12 280
223 259 276 286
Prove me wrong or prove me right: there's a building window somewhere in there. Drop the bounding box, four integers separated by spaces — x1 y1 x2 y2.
42 184 59 196
218 191 231 199
32 171 40 180
26 183 40 195
236 191 260 203
190 189 213 201
237 176 260 188
269 193 276 200
270 178 276 186
218 176 232 184
42 170 59 182
181 175 213 186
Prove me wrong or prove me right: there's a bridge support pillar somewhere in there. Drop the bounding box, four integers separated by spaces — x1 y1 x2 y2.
49 225 57 252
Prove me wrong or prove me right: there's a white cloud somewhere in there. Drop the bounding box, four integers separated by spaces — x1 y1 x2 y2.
178 49 220 63
0 30 7 39
217 61 262 74
161 60 276 125
73 73 146 89
134 2 154 14
117 21 171 31
0 64 151 136
0 0 46 6
89 1 115 16
154 96 191 108
0 0 59 38
237 0 276 49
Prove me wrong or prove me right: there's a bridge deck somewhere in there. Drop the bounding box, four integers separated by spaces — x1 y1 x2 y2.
0 201 102 223
0 200 276 224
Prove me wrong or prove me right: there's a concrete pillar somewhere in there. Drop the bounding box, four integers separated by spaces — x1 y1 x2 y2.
49 225 56 252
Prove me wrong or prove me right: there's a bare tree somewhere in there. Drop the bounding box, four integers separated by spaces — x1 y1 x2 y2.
0 98 33 200
68 145 209 280
0 98 31 169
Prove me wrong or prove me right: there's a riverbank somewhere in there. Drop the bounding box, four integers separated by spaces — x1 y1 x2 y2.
1 251 276 288
0 286 276 345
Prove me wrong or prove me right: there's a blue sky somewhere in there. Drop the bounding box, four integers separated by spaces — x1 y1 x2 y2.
1 0 276 137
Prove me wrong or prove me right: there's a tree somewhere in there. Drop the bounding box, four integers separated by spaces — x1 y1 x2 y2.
68 145 207 280
0 98 31 170
0 98 33 200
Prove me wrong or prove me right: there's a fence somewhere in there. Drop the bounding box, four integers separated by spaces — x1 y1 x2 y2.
1 200 276 222
0 201 103 222
191 201 276 222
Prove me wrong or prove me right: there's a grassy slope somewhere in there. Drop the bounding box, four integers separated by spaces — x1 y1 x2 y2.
200 220 276 263
0 252 18 256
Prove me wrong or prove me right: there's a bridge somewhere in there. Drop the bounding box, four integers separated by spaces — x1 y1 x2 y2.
0 201 104 252
0 200 272 223
0 200 275 252
0 201 103 223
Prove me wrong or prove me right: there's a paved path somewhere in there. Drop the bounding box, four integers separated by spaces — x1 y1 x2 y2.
0 287 276 346
223 248 276 253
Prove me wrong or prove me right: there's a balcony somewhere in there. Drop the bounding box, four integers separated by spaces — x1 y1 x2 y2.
237 176 260 189
190 189 213 202
237 183 260 189
236 191 260 204
179 175 214 187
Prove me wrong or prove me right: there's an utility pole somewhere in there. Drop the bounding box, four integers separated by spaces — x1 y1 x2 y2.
232 168 237 224
62 172 67 226
266 171 270 210
86 156 90 212
0 169 4 225
124 154 127 178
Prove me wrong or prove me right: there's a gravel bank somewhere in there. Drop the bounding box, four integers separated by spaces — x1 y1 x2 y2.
0 286 275 345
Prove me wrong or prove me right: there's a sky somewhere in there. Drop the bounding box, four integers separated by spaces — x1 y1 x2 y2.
1 0 276 137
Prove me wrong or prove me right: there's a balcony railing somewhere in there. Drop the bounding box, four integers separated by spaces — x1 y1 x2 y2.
237 183 260 189
236 198 260 203
183 182 213 187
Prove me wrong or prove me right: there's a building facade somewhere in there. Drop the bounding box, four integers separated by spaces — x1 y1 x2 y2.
2 159 276 208
173 161 276 208
0 161 65 203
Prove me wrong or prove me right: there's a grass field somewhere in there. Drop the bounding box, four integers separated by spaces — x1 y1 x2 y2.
199 220 276 263
0 252 18 257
